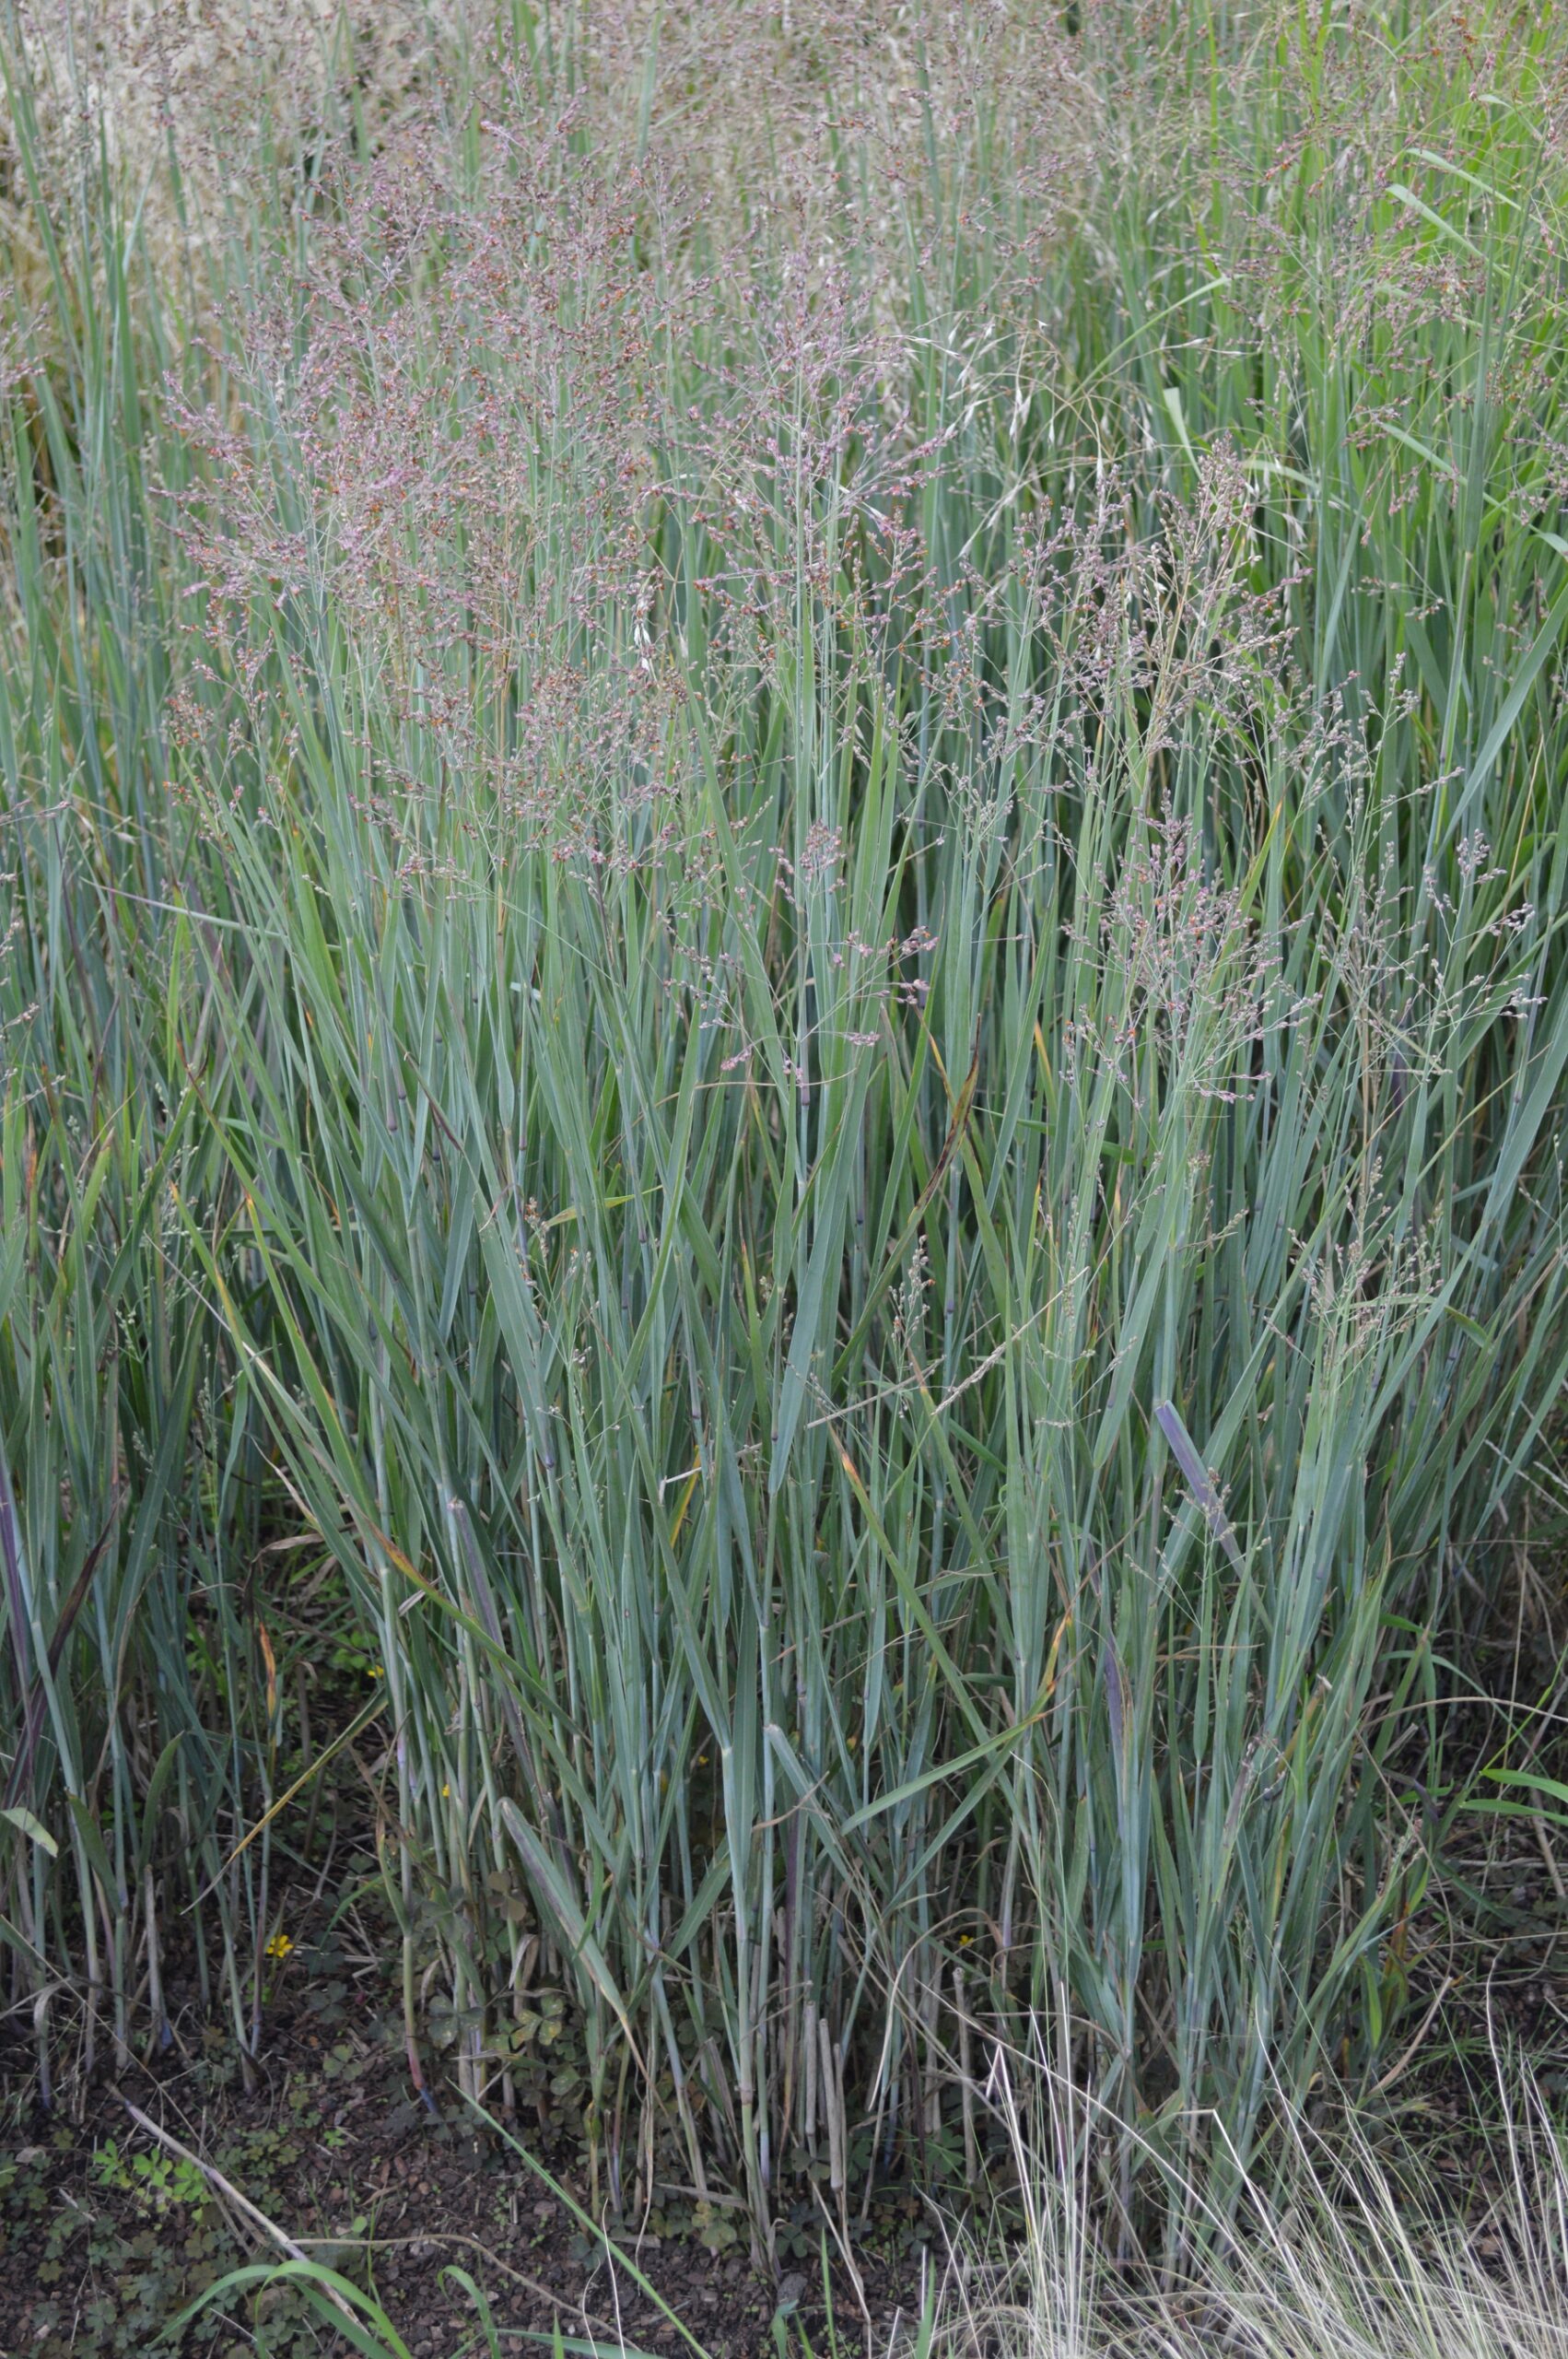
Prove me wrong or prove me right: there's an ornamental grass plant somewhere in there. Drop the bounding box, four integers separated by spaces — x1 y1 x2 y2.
3 0 1568 2263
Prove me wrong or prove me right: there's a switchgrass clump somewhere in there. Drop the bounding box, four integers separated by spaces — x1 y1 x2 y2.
2 0 1567 2253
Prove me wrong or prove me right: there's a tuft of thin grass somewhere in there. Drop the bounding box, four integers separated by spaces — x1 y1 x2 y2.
930 2033 1568 2359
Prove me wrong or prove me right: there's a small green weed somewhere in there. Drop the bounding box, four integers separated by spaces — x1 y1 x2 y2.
89 2138 208 2214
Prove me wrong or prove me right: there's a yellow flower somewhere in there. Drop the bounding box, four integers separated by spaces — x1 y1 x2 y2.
264 1931 294 1960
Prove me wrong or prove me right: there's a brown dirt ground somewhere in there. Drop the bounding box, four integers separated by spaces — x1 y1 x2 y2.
0 1893 932 2359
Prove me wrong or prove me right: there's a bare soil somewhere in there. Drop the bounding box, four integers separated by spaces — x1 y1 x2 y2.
0 1901 930 2359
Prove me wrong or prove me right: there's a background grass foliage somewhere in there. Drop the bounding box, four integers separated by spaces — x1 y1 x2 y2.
3 0 1568 2255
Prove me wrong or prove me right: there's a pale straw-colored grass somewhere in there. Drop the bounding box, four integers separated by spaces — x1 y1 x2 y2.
933 2035 1568 2359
